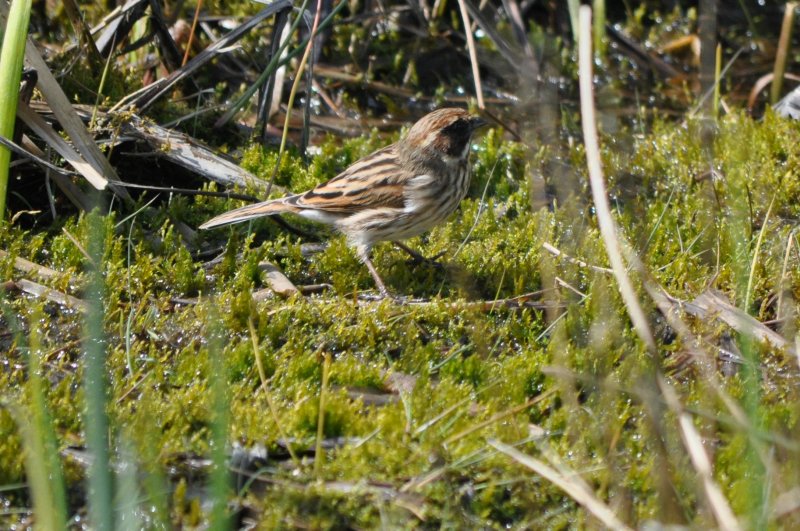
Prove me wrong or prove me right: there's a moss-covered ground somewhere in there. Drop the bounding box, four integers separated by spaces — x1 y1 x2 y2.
2 107 800 527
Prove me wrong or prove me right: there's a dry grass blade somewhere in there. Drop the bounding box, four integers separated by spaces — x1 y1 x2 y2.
502 0 535 57
0 132 74 175
489 439 634 531
401 292 564 312
658 378 742 531
182 0 203 67
13 23 130 199
95 0 149 57
146 0 185 72
578 6 655 352
682 289 795 356
455 0 484 109
256 8 290 140
770 3 797 104
62 0 104 69
12 134 92 211
16 101 108 190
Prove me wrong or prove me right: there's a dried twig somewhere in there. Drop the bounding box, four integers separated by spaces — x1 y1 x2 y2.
2 279 88 313
455 0 484 109
542 242 613 274
0 250 59 279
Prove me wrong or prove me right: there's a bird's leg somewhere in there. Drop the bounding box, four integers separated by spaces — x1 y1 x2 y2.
393 241 446 267
358 247 394 299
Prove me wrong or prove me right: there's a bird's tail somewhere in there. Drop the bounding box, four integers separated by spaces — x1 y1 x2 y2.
199 195 302 230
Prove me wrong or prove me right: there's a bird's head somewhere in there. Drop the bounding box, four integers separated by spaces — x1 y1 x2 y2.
403 108 487 161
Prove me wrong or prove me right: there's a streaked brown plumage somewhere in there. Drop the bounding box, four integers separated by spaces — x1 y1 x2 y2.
200 108 487 297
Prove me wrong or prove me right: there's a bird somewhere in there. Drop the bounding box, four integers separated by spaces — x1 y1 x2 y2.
199 107 487 298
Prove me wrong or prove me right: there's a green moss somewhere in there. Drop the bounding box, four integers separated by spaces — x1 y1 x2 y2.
5 105 800 528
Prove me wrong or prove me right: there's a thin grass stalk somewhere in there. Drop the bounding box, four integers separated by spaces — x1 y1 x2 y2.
268 0 323 197
0 0 32 222
725 94 769 531
577 6 655 352
83 209 114 530
770 2 796 104
91 37 117 129
713 43 722 122
314 352 331 479
208 306 230 529
744 196 774 311
247 316 300 465
182 0 203 67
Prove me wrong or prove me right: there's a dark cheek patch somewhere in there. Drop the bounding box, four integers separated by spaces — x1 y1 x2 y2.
439 120 472 156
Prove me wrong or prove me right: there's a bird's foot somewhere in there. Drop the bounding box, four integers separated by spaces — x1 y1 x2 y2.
394 242 446 269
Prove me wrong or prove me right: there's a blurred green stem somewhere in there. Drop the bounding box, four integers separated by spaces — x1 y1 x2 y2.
84 210 113 530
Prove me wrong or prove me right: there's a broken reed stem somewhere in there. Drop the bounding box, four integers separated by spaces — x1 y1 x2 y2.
577 6 655 353
771 2 797 104
456 0 485 109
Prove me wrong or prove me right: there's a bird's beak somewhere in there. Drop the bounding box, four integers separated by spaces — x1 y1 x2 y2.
469 116 489 131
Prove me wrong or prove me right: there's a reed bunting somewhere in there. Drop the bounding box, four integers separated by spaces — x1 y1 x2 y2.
200 107 487 298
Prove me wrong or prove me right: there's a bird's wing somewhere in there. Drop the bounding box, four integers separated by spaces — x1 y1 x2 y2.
293 144 410 213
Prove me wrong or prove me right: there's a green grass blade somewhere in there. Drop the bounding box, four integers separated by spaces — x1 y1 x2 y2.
0 0 32 221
